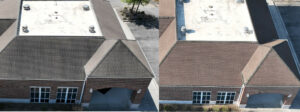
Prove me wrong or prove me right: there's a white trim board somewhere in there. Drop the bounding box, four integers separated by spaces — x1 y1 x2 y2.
160 100 193 104
0 98 30 103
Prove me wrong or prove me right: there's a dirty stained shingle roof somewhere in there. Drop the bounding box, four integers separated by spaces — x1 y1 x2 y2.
89 41 153 78
160 42 258 86
91 0 126 39
0 37 104 80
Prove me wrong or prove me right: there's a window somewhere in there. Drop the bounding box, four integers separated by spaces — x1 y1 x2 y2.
193 91 211 104
216 92 236 104
56 87 78 104
30 87 50 103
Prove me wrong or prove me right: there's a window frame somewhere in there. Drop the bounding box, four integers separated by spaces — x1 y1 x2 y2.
216 91 236 104
56 87 78 104
30 86 51 103
192 91 211 104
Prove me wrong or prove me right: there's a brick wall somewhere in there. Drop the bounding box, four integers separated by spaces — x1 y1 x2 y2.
0 80 83 101
241 86 300 105
160 86 241 101
82 78 151 104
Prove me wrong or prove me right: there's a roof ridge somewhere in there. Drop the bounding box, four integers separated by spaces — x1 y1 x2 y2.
159 18 177 64
0 20 17 53
84 39 118 76
241 45 272 84
245 48 273 85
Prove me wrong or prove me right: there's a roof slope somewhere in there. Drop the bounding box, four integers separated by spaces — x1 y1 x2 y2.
246 40 300 86
0 0 20 19
0 37 104 80
159 0 176 17
246 0 279 44
160 41 258 86
159 17 174 36
84 40 118 75
0 20 17 52
241 40 286 84
89 41 153 78
0 19 15 36
91 0 126 39
159 19 177 64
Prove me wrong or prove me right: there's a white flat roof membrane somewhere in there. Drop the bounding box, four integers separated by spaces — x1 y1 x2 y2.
181 0 257 42
19 1 102 36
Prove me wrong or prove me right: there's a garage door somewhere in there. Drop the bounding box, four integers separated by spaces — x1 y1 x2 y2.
246 93 283 108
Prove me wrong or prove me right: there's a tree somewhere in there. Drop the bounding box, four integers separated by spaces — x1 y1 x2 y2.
135 0 150 13
121 0 149 14
121 0 139 12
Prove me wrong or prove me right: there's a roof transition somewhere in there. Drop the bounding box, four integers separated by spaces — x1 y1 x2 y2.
0 0 153 80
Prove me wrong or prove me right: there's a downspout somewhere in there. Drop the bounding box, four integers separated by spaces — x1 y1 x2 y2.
237 84 245 107
79 76 87 104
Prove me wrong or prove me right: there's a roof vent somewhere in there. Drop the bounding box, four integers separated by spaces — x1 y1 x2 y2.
89 25 95 33
83 5 90 11
23 4 30 10
181 26 186 35
22 25 29 33
236 0 244 3
244 27 253 34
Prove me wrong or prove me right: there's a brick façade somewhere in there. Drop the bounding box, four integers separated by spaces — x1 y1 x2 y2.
82 78 152 104
160 86 241 101
0 80 83 101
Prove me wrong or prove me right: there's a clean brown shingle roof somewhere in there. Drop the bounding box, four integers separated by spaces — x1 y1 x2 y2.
0 0 20 19
159 19 177 64
247 41 300 86
160 41 258 86
159 0 176 17
159 17 175 36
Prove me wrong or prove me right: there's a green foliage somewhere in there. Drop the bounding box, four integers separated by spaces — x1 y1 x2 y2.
121 0 150 12
121 0 139 5
138 0 150 6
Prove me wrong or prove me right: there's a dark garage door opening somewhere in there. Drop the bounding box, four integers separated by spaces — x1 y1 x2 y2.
246 93 283 108
88 88 133 111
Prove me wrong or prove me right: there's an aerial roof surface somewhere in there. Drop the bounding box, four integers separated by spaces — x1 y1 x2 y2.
179 0 257 42
19 0 102 36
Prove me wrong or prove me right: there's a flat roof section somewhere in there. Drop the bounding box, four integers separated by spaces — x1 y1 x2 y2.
179 0 257 42
19 1 102 36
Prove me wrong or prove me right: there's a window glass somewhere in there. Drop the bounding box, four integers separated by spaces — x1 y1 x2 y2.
192 91 211 104
56 87 77 104
216 92 236 104
30 87 50 103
